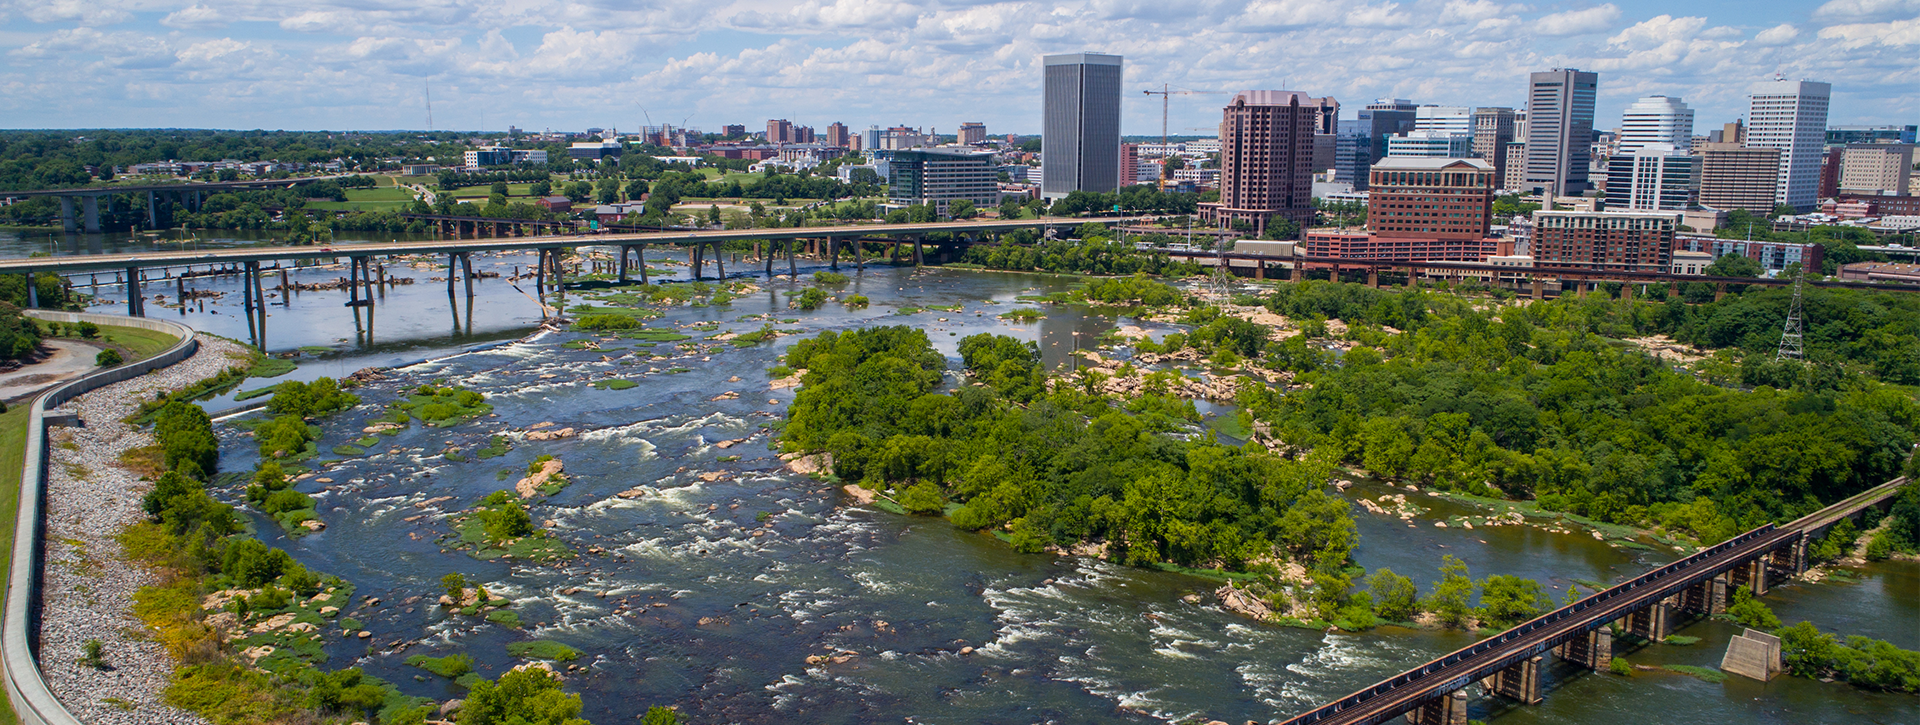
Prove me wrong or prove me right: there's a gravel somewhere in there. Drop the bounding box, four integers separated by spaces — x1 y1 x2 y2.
38 336 251 725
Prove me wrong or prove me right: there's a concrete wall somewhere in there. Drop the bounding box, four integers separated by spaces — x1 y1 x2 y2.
3 311 198 725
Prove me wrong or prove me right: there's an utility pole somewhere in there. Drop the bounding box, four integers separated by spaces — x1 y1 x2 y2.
1776 270 1805 362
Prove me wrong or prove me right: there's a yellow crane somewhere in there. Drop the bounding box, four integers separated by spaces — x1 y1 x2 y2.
1141 86 1223 189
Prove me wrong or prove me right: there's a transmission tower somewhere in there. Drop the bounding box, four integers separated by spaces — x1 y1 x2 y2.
1776 271 1805 362
1205 232 1233 299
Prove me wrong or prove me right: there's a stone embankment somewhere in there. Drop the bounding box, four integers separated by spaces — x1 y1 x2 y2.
41 335 250 725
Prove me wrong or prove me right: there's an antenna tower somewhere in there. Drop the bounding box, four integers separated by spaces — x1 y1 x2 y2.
1776 271 1805 361
1206 231 1233 299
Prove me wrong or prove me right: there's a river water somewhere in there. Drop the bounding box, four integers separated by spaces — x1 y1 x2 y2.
9 227 1915 724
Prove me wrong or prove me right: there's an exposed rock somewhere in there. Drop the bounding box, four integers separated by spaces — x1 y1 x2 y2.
769 369 807 390
1215 582 1274 621
516 459 566 498
841 485 876 505
787 452 831 475
347 367 387 384
300 519 326 531
710 391 740 401
251 613 298 633
526 427 576 441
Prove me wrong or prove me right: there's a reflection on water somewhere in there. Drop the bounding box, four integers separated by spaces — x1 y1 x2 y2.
18 245 1913 723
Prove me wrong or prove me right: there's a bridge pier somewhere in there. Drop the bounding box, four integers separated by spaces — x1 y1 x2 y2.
712 241 724 279
1714 282 1726 302
447 253 459 299
913 236 924 267
691 243 704 280
1404 689 1467 725
1367 268 1378 288
828 237 839 271
1481 655 1544 705
1532 279 1544 300
787 238 797 277
60 197 76 233
1625 597 1675 642
855 238 864 269
1406 267 1418 288
1552 627 1612 669
460 253 475 300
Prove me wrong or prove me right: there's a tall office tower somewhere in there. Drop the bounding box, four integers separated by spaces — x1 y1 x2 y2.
1387 131 1473 157
1746 78 1831 211
1414 106 1473 136
1522 68 1599 197
863 126 882 151
824 122 850 148
766 119 796 144
1472 107 1517 183
1840 143 1915 195
1698 142 1782 214
1199 91 1318 236
1619 95 1694 154
1350 99 1418 190
1604 144 1698 211
1041 52 1123 199
1502 141 1528 191
958 122 987 145
1333 122 1371 185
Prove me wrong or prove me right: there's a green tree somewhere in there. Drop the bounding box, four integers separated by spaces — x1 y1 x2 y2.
1367 568 1420 622
1476 575 1551 629
1424 555 1475 627
457 667 587 725
948 199 977 219
1703 253 1764 278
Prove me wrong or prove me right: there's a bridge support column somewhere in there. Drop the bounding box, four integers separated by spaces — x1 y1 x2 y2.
1620 284 1633 302
1553 627 1613 670
447 253 459 299
712 242 724 279
618 246 630 283
1532 278 1544 300
1481 655 1543 705
764 242 774 278
787 239 797 277
913 236 924 267
1406 267 1418 288
1255 260 1265 280
147 190 158 229
1404 689 1467 725
828 238 839 271
60 197 77 233
126 266 143 317
691 243 704 280
81 195 101 233
1627 598 1675 642
854 239 863 269
1367 268 1378 288
1714 282 1726 302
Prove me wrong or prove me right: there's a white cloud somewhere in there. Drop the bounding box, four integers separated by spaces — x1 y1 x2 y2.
161 5 227 29
1535 4 1621 36
20 0 131 26
1811 0 1920 23
1753 23 1800 46
1817 17 1920 47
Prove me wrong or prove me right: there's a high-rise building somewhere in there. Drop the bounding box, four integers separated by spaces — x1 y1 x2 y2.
1619 96 1694 154
1698 142 1782 214
1041 52 1124 199
1746 78 1831 211
1713 120 1745 144
1604 144 1698 211
1414 106 1473 136
722 124 746 139
1827 125 1917 145
1333 122 1371 185
1523 68 1599 197
1367 157 1496 241
864 126 882 151
1840 144 1915 196
1531 210 1677 272
1502 141 1527 191
1119 143 1140 188
1387 131 1473 158
1472 107 1517 187
824 122 850 148
766 119 794 144
1199 90 1319 236
1348 99 1419 190
1310 97 1341 135
958 122 987 145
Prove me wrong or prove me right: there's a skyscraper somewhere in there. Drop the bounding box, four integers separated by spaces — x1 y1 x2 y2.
1349 99 1417 190
1471 107 1517 186
1198 91 1318 236
824 122 849 148
1041 52 1123 199
1522 68 1598 197
1619 96 1694 154
1604 144 1698 211
1414 106 1472 136
1746 78 1832 211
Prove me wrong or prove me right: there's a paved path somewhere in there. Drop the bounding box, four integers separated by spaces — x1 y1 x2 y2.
0 341 103 403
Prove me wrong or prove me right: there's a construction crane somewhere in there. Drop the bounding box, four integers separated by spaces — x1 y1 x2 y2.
1141 85 1224 147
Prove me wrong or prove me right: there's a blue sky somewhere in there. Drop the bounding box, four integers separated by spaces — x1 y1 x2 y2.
1 1 1915 136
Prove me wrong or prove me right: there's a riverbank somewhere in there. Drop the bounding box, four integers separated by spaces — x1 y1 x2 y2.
38 334 248 724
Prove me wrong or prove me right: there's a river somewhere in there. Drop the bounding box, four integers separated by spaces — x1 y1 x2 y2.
10 228 1915 724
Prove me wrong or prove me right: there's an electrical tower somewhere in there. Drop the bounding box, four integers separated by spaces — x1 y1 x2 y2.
1205 233 1233 299
1776 271 1805 362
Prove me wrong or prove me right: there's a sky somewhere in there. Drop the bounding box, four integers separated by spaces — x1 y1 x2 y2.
1 0 1916 137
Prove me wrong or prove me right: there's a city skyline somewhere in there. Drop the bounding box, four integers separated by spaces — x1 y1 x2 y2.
0 1 1914 134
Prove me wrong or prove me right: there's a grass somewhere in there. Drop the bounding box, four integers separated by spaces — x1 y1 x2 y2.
305 186 418 212
1664 635 1702 646
0 405 30 723
506 640 581 662
1663 664 1728 683
591 379 637 390
92 323 180 361
404 653 475 679
248 357 297 378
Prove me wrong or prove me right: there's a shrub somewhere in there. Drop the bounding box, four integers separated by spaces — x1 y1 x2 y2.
812 271 849 285
77 321 99 338
79 639 105 669
843 294 869 309
1609 657 1633 676
574 314 641 331
95 348 124 367
793 288 828 311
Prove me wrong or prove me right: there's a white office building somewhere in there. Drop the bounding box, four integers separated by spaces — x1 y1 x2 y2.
1746 78 1831 211
1414 106 1473 136
1604 143 1698 211
1386 130 1473 158
1619 96 1694 154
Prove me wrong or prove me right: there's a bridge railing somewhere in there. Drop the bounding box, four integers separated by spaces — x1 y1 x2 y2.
1292 523 1781 722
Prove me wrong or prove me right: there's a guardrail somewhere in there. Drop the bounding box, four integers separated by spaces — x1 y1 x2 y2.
3 310 198 725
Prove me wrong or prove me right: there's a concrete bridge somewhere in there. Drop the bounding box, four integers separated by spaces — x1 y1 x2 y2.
1277 477 1909 725
3 177 345 233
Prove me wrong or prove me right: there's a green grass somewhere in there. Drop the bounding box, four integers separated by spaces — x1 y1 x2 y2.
248 357 297 378
306 186 418 212
1664 635 1702 646
506 640 581 661
0 405 30 723
485 610 522 628
592 379 637 390
88 323 180 362
404 653 474 679
1663 665 1728 683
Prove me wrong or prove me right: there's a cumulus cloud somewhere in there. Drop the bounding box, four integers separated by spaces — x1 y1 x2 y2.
1811 0 1920 22
1817 17 1920 48
161 5 227 29
1753 23 1800 46
20 0 131 26
1535 4 1621 36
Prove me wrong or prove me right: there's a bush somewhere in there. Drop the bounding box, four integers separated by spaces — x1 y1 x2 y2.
479 491 533 541
154 402 218 478
575 314 641 331
457 667 584 725
79 639 105 669
1609 657 1633 676
1727 587 1781 630
812 271 849 285
844 294 869 309
77 321 99 338
793 288 828 311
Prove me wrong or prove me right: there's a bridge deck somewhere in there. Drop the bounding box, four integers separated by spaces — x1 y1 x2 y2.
1280 477 1908 725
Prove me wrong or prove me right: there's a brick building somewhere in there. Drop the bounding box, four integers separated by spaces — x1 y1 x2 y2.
1303 230 1498 261
1698 142 1781 214
1367 157 1496 240
1531 210 1677 272
1198 90 1318 236
1834 194 1920 216
1672 234 1823 274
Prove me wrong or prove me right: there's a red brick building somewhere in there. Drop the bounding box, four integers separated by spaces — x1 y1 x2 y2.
537 196 572 212
1531 210 1677 272
1835 194 1920 216
1672 234 1823 274
1303 230 1498 261
1198 90 1318 236
1367 157 1497 240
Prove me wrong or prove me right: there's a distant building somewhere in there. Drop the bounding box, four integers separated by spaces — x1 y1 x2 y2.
958 122 987 145
1523 68 1599 197
1698 142 1782 214
1119 143 1140 188
824 122 850 149
1414 106 1473 136
1840 261 1920 284
1840 144 1915 196
1387 131 1472 158
1302 230 1498 262
1671 249 1713 275
1746 78 1831 211
1501 141 1527 191
1199 90 1319 236
1618 96 1694 154
464 146 512 169
511 149 548 165
1834 193 1920 217
537 196 573 212
1673 234 1823 274
1349 100 1419 190
567 141 623 162
1041 52 1124 199
1828 125 1917 145
1472 107 1518 188
401 164 436 176
766 119 794 144
1604 144 1698 211
1333 123 1371 186
887 149 999 215
722 124 746 139
1531 209 1676 272
1367 157 1497 240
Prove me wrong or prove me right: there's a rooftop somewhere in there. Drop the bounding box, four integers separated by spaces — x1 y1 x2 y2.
1369 157 1494 171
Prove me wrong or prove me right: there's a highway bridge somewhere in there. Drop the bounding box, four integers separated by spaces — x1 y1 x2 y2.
1277 477 1909 725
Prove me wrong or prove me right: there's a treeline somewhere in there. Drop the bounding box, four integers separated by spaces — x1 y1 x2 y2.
781 325 1360 585
960 227 1205 277
1047 185 1204 215
1227 280 1920 545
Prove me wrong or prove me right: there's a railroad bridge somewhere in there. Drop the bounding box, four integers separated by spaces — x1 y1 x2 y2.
1278 477 1909 725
